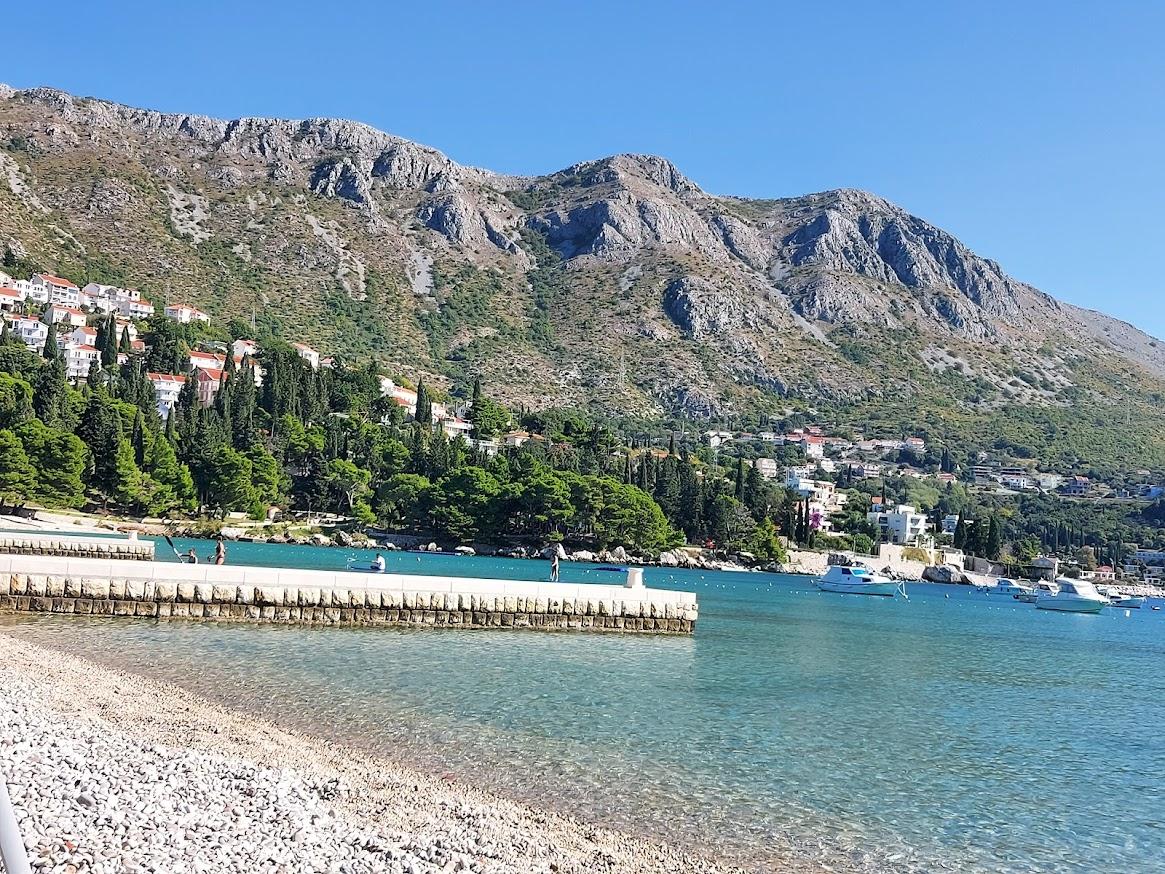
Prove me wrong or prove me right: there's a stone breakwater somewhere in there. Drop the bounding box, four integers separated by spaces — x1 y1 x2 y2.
0 554 698 634
0 532 153 560
0 634 757 874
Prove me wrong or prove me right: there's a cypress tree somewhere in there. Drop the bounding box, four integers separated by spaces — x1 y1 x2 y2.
414 380 432 425
42 322 59 360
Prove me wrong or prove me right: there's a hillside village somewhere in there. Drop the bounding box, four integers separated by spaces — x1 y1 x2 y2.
4 267 1165 585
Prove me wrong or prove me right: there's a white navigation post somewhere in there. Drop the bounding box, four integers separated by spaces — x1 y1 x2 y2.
625 567 645 589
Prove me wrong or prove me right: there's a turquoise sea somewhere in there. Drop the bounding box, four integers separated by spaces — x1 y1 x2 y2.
5 538 1164 872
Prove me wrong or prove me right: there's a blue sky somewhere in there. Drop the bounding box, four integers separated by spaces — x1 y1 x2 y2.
3 1 1162 336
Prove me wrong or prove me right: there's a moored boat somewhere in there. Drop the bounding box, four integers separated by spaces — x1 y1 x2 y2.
1035 577 1108 614
1015 581 1059 603
815 565 906 597
991 578 1033 597
1098 586 1146 609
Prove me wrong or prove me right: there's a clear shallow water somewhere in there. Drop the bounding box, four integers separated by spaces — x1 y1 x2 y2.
5 540 1165 872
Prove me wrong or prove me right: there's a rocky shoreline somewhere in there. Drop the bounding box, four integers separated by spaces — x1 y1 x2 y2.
0 633 806 874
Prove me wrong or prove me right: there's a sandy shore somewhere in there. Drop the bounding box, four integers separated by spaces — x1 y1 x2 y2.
0 633 791 874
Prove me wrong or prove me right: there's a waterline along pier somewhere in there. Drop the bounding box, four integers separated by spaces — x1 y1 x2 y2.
0 549 699 634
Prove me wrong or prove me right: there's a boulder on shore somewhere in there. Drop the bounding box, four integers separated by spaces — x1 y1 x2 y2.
570 549 595 562
454 545 476 556
310 533 330 547
333 530 353 547
922 564 969 584
658 550 679 567
610 546 629 563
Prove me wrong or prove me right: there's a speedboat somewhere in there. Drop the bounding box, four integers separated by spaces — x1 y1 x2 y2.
815 565 905 597
1015 581 1058 603
991 578 1033 597
1035 577 1108 614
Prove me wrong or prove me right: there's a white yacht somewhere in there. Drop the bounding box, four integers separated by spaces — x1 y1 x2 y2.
1015 581 1059 604
991 578 1034 597
1035 578 1108 614
815 565 905 597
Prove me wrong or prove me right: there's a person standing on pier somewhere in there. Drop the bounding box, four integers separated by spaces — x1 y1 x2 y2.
550 550 560 582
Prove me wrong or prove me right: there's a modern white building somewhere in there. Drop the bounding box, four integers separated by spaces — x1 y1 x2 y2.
165 303 211 324
63 344 100 382
46 305 87 328
439 417 474 441
149 373 187 419
753 458 779 479
33 274 81 307
5 316 48 351
868 504 930 546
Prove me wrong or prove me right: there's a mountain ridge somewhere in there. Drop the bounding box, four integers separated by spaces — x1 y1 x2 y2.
2 83 1163 472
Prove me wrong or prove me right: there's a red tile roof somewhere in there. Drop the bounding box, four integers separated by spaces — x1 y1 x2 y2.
39 274 78 288
148 372 187 382
0 287 21 297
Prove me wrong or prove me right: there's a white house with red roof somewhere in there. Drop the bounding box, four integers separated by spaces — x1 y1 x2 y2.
46 304 87 328
125 297 154 319
232 338 259 360
164 303 211 324
188 350 226 371
32 274 81 307
439 417 474 441
292 342 320 369
0 286 24 311
149 373 187 419
802 434 825 459
4 315 48 351
68 325 98 348
63 344 100 382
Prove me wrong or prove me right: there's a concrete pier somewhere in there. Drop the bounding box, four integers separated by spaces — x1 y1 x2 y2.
0 533 153 561
0 554 698 634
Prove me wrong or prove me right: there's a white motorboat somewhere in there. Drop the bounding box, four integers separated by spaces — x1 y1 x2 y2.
1015 581 1058 604
815 565 906 597
991 578 1033 597
1097 586 1146 609
1035 577 1108 614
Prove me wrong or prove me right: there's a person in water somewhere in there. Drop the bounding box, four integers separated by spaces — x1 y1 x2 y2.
185 549 199 565
214 536 227 565
550 550 560 582
371 553 386 573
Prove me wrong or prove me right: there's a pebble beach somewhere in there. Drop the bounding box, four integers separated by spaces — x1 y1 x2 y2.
0 633 770 874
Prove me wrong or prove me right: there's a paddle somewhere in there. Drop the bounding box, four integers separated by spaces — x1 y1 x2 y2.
163 534 186 562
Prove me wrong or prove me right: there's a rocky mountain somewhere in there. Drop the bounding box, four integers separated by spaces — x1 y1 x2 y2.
1 84 1163 468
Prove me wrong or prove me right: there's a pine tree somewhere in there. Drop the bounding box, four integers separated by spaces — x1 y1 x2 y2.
32 358 68 429
86 359 102 389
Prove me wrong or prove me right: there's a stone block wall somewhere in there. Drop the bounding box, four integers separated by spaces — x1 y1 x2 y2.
0 555 698 634
0 534 154 561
